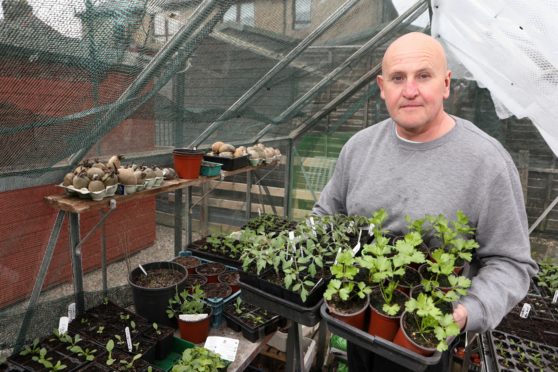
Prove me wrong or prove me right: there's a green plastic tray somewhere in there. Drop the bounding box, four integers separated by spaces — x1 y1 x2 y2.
153 337 230 371
153 337 195 371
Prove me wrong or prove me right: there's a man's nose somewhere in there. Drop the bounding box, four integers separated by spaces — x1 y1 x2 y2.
402 80 419 98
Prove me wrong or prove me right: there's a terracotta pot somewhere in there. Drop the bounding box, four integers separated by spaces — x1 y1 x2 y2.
201 282 232 299
368 288 408 341
418 264 452 292
397 266 421 295
177 306 213 344
183 274 208 293
393 311 437 356
325 295 369 330
218 271 240 293
172 256 201 275
196 262 226 283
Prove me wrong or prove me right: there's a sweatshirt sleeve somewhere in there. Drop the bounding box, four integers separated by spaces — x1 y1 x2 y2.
459 163 538 332
312 143 350 216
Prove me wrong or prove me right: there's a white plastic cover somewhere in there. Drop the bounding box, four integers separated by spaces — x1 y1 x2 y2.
431 0 558 156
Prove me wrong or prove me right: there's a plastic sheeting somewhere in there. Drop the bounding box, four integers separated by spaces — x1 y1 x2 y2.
431 0 558 157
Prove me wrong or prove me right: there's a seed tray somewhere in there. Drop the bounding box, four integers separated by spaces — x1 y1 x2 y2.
239 282 322 327
319 303 441 371
203 154 250 171
487 329 558 371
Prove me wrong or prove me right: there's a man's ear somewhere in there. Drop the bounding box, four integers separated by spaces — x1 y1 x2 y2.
443 70 452 99
377 75 385 100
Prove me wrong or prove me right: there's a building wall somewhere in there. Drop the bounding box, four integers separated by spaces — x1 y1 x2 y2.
0 184 156 308
0 59 158 309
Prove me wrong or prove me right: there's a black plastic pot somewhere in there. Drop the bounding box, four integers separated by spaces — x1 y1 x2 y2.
128 261 188 328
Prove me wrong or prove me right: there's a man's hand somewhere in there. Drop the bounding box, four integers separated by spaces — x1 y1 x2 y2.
453 304 468 330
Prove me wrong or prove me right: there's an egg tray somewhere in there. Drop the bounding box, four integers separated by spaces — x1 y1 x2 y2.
59 177 164 200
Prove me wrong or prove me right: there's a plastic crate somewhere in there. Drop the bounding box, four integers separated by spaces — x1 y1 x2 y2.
200 161 222 177
177 251 240 328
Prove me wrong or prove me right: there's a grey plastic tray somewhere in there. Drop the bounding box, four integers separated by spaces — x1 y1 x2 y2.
320 302 442 371
240 282 322 327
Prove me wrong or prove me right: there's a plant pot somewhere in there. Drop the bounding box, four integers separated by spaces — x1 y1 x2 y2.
196 262 226 283
393 311 437 357
128 261 188 328
177 306 213 344
173 149 204 179
368 288 408 341
201 282 232 299
183 274 208 293
324 295 369 331
398 266 421 295
218 271 240 293
173 256 201 275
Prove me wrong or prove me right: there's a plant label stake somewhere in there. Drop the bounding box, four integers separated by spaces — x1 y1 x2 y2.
352 228 363 256
334 247 342 265
520 303 531 318
258 208 262 216
125 326 133 352
58 316 69 335
553 289 558 304
68 303 76 322
308 216 317 237
138 264 148 276
288 231 297 254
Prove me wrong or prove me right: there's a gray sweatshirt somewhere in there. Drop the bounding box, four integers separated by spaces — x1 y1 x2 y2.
313 116 538 332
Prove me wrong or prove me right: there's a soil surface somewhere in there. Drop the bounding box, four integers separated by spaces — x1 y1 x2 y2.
132 268 185 288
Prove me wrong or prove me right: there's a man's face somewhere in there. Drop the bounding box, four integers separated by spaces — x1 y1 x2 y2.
377 35 451 135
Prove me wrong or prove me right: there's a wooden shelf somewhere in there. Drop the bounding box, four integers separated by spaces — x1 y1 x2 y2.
43 163 275 214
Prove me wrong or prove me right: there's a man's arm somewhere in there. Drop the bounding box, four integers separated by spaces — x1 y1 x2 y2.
458 166 538 332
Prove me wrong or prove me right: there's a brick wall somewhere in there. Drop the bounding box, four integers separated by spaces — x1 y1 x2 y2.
0 184 156 308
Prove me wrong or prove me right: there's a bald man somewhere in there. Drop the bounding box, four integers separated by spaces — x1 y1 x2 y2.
313 32 537 371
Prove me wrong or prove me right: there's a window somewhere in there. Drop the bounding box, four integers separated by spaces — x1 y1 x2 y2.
293 0 312 30
153 13 181 42
223 2 254 26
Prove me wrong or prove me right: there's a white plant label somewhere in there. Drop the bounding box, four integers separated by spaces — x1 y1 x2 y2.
67 303 76 322
334 247 342 265
288 231 295 241
179 314 208 321
520 303 531 318
308 217 317 237
138 264 148 276
369 223 374 232
258 208 262 216
553 289 558 304
204 336 239 362
58 316 69 335
125 327 133 352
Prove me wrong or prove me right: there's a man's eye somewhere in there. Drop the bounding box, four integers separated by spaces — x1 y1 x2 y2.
392 76 404 82
418 73 431 79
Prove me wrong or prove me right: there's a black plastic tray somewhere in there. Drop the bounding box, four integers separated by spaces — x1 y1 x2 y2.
186 247 242 268
320 303 441 371
203 154 250 171
240 282 322 327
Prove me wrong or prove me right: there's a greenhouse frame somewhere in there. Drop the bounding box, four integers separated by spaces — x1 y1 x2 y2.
0 0 557 371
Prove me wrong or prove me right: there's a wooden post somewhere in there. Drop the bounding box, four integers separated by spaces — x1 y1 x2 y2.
518 150 529 202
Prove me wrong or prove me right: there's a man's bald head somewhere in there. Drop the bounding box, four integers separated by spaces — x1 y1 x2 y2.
382 32 448 74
